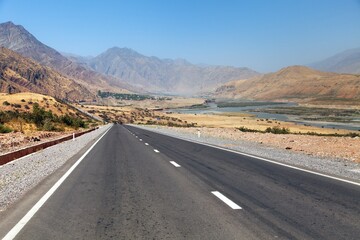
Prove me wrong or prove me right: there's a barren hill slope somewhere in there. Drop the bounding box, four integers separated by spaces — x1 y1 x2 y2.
0 21 132 93
0 47 94 101
215 66 360 105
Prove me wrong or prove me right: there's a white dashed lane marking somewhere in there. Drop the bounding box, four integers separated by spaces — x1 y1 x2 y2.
211 191 242 210
170 161 181 167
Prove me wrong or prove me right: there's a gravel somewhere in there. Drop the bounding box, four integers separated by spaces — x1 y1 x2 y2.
134 125 360 183
0 124 111 212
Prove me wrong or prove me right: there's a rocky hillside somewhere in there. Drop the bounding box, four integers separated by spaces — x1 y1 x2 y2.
215 66 360 105
0 21 132 93
84 47 259 94
310 48 360 74
0 21 259 95
0 47 94 101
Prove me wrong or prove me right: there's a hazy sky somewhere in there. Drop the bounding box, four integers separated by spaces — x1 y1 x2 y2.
0 0 359 72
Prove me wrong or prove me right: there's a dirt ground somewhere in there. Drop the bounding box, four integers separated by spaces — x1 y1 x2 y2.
168 112 355 135
155 126 360 163
0 131 69 155
97 96 204 109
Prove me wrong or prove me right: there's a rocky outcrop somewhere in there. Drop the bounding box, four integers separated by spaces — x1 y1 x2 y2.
0 21 132 93
0 47 94 101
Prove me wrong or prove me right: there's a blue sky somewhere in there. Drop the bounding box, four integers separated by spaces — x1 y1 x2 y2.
0 0 359 72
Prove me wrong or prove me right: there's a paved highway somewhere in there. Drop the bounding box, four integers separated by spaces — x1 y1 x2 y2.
1 124 360 239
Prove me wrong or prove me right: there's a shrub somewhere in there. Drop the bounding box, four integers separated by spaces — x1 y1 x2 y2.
346 132 360 138
21 99 26 102
237 126 261 133
12 104 22 108
32 103 47 127
0 111 22 123
0 124 12 133
265 126 290 134
2 101 10 106
42 118 57 131
60 114 87 129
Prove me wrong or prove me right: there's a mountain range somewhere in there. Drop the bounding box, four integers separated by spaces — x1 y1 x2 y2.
215 66 360 104
0 47 94 101
1 21 359 105
310 48 360 74
0 21 259 96
0 21 132 95
78 47 259 94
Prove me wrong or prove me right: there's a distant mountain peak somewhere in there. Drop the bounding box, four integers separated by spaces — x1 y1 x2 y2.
0 20 49 54
0 21 16 27
0 21 31 35
277 65 323 75
310 47 360 74
105 47 141 57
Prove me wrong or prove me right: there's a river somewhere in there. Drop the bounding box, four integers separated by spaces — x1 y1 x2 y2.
167 102 360 132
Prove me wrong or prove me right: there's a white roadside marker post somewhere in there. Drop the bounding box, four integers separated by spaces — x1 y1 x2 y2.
197 130 201 138
73 133 75 141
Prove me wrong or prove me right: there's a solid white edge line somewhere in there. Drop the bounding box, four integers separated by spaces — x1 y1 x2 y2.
129 126 360 187
170 161 181 167
2 124 113 240
154 149 160 153
211 191 242 210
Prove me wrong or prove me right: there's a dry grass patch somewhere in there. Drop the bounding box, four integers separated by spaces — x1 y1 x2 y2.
167 112 354 135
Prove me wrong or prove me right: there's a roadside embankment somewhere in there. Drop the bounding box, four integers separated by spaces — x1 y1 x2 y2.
0 128 98 166
0 124 111 211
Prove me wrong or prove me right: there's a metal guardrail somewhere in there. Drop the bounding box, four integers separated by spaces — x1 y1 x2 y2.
0 128 97 166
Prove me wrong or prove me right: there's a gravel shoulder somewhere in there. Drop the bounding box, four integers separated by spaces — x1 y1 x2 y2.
0 124 111 212
134 125 360 183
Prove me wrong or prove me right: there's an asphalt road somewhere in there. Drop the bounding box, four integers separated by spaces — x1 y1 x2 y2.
1 124 360 239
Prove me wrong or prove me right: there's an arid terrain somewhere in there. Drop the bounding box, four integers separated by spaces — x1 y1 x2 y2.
167 111 357 134
145 126 360 163
0 47 94 101
2 92 359 165
215 66 360 105
0 92 100 154
73 94 360 164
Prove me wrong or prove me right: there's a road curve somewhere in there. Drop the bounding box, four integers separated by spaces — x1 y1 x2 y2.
1 124 359 239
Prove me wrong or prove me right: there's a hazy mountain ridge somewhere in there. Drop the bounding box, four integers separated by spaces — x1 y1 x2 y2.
0 47 94 101
310 48 360 74
215 66 360 104
82 47 259 94
3 20 358 104
0 21 132 93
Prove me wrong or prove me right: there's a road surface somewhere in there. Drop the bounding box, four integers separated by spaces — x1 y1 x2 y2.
1 124 360 239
